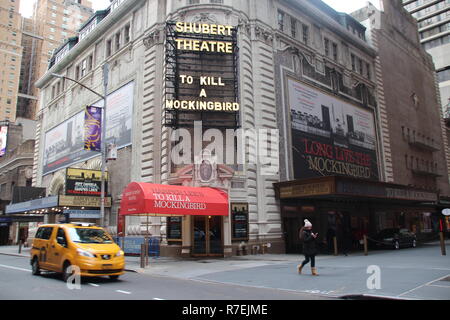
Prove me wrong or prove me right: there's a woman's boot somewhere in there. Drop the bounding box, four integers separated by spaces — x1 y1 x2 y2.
311 267 318 276
297 264 304 274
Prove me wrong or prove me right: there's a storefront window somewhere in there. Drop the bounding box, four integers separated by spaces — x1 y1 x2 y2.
422 212 433 232
231 203 249 241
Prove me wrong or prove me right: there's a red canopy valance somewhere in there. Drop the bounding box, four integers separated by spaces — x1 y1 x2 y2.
119 182 229 216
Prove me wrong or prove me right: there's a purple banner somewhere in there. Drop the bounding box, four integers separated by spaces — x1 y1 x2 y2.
84 106 102 152
0 125 8 157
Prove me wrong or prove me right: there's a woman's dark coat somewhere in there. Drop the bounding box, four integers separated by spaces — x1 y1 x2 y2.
301 229 317 256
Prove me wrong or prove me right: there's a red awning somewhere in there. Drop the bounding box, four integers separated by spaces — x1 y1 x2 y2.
119 182 229 216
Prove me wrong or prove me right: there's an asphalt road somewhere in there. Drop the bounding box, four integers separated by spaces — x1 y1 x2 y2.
0 255 328 301
0 244 449 301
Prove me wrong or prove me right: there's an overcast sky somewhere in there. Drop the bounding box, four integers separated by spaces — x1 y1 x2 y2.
322 0 381 13
20 0 382 19
20 0 112 18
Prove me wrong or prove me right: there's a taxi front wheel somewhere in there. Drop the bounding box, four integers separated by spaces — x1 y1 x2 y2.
62 262 73 282
109 275 120 281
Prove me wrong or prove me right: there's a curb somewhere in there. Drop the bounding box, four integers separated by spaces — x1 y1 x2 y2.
0 252 29 258
339 294 418 300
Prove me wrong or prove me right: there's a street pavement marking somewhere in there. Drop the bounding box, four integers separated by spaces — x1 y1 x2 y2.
88 283 100 287
0 264 31 272
115 290 131 295
398 273 450 297
153 298 165 300
428 284 450 288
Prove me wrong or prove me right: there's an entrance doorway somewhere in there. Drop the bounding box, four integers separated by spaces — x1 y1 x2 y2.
192 216 223 256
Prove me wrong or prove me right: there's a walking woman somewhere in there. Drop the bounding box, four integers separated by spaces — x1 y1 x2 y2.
297 219 319 276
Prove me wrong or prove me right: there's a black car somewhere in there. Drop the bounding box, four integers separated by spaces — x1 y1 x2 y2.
369 228 417 250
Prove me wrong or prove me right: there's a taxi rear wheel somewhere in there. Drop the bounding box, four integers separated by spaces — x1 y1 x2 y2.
31 257 40 275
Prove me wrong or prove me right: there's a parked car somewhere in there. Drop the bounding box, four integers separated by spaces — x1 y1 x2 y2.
369 228 417 250
30 223 125 281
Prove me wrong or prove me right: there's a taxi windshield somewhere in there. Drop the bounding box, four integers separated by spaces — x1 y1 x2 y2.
68 228 113 244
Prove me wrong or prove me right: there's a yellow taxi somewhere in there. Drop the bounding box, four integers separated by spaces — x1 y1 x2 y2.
30 223 125 281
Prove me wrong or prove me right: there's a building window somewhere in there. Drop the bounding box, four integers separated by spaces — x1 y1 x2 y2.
358 58 363 75
291 17 297 38
87 54 93 71
278 10 285 31
324 38 330 57
75 65 80 80
332 42 338 61
210 0 223 3
366 63 371 80
115 32 121 51
124 24 131 44
351 54 356 71
80 59 87 78
187 0 200 4
302 24 309 45
106 39 112 57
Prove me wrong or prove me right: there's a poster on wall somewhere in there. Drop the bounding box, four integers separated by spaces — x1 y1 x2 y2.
43 81 134 175
231 203 249 240
287 77 379 180
0 125 8 157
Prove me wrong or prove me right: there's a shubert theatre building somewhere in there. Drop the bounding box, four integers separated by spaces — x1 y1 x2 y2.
17 0 449 257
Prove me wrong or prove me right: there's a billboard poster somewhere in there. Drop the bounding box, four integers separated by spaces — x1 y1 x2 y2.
43 81 134 175
288 78 379 180
0 125 8 157
65 168 108 197
84 106 102 152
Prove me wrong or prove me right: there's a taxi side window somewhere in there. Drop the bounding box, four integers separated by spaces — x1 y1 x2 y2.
36 227 53 240
40 227 53 240
35 228 44 239
56 228 67 246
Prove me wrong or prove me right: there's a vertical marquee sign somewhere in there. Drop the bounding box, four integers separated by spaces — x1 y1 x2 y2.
165 21 240 129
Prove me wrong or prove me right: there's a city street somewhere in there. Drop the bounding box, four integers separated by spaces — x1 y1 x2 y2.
0 242 449 300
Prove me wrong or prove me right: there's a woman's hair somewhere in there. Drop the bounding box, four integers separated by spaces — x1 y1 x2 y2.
299 226 305 240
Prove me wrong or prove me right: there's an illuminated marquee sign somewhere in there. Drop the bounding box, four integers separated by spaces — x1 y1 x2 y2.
65 168 108 197
165 21 240 128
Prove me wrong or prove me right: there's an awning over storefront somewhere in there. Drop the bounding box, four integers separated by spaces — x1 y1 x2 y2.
274 176 439 204
5 195 111 215
119 182 229 216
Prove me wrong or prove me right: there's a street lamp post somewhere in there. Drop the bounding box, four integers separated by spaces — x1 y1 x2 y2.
51 63 109 227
